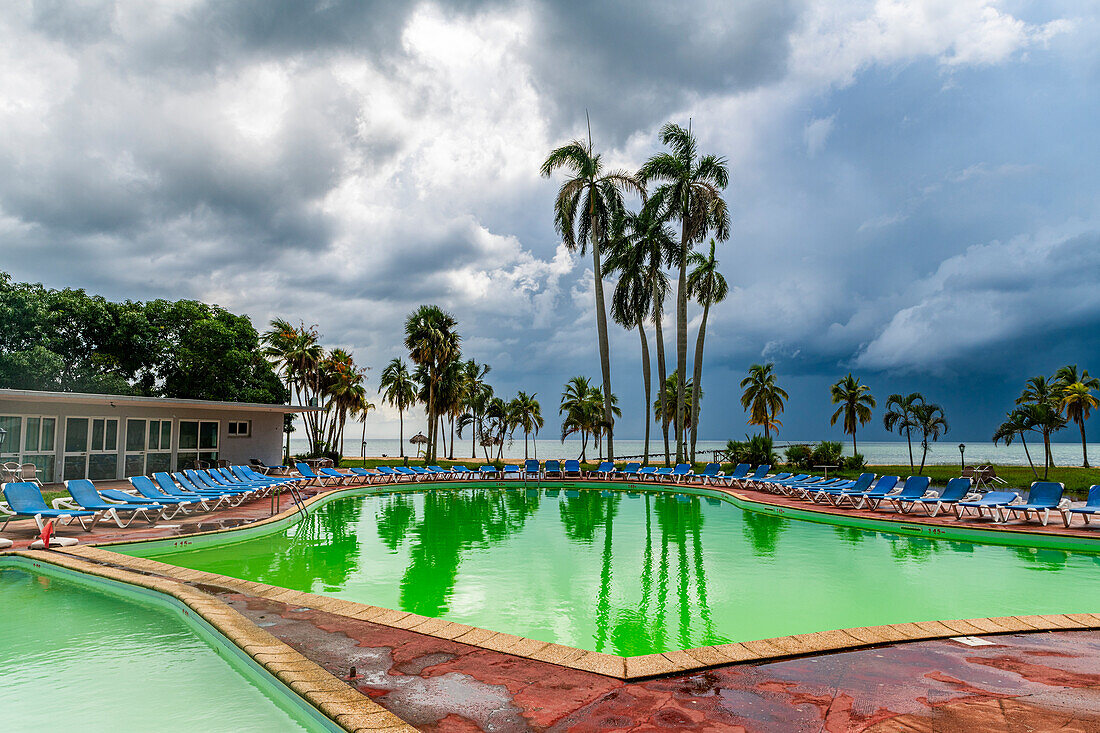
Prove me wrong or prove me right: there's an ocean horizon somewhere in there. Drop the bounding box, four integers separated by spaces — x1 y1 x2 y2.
288 437 1099 467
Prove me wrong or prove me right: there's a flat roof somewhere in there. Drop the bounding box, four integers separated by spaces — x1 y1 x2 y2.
0 388 320 413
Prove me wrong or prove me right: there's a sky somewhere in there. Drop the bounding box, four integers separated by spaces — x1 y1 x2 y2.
1 0 1098 445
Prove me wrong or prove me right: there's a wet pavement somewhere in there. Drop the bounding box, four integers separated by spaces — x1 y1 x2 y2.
221 591 1100 732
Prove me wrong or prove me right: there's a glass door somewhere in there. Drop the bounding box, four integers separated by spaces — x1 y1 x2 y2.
145 419 173 474
65 417 119 480
0 415 23 464
63 417 89 481
21 416 57 482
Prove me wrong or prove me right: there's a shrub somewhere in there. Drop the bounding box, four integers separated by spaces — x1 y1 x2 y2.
726 434 777 467
845 452 866 470
810 441 843 467
784 444 813 469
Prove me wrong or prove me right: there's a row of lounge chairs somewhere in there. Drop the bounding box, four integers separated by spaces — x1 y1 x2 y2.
734 467 1089 527
0 466 307 532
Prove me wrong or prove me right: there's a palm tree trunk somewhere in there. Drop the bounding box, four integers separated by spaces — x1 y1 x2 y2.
398 408 405 458
427 381 436 462
906 427 914 471
1043 429 1051 479
654 280 670 467
1081 420 1090 468
1020 433 1038 478
638 316 652 465
471 413 478 458
919 441 928 474
591 204 615 462
689 300 710 464
449 416 455 460
852 430 857 457
361 416 366 462
675 229 688 463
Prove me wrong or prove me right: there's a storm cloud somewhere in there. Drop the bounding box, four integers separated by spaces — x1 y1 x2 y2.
0 0 1096 442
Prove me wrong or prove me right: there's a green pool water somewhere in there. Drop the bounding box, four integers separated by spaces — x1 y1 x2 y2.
121 487 1100 656
0 560 336 732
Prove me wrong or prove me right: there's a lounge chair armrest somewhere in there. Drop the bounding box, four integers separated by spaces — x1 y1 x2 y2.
963 492 982 501
52 498 78 510
0 502 12 516
1058 498 1072 509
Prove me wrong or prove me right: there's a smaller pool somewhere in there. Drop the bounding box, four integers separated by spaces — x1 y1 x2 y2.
0 558 340 732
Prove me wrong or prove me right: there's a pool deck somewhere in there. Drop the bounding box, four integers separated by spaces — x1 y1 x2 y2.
5 476 1100 731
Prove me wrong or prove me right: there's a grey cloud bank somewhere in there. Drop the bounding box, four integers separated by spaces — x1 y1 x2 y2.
1 0 1097 444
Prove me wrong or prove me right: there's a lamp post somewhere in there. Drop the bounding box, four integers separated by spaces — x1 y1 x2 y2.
959 443 966 470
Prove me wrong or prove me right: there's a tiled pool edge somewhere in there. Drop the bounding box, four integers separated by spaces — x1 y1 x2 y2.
51 543 1100 682
1 549 418 733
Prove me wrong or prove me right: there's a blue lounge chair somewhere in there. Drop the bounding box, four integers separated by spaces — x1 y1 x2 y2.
690 463 722 485
672 464 693 483
392 467 419 481
428 466 453 479
235 465 302 487
56 479 163 528
955 490 1019 521
479 465 498 477
524 460 541 480
761 473 810 493
168 473 240 508
617 462 642 480
734 465 772 489
719 464 751 487
592 461 615 479
893 477 971 515
851 475 909 510
1 481 101 532
637 466 658 481
208 469 271 496
563 460 581 478
319 467 359 484
655 467 675 481
296 462 340 487
1001 482 1065 526
451 465 473 479
176 471 250 499
544 460 562 478
832 475 899 508
409 466 434 480
814 473 871 501
502 464 522 479
128 476 211 512
1061 485 1100 527
782 476 840 498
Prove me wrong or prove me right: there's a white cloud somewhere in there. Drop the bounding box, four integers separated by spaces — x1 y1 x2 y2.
803 114 836 157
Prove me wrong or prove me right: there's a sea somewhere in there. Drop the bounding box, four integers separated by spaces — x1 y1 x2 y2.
287 437 1099 467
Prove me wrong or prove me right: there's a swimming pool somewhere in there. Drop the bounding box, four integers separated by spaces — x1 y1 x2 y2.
116 485 1100 657
0 557 340 732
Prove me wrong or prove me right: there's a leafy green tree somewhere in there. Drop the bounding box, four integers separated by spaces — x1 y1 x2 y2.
739 363 787 440
379 358 417 458
541 134 641 462
686 239 728 461
654 370 698 440
882 393 925 471
638 123 730 462
509 391 544 460
912 402 948 474
459 360 491 458
1055 365 1099 468
829 374 876 456
560 376 606 462
604 196 676 465
993 407 1040 478
404 305 461 463
1016 375 1067 475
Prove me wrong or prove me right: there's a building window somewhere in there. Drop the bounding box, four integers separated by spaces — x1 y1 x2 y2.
177 419 219 469
227 420 251 437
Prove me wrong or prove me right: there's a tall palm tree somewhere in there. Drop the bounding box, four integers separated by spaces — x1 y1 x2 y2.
434 359 465 460
654 371 698 441
541 131 641 462
913 402 948 474
560 376 607 462
460 360 491 458
403 305 460 463
509 391 544 460
379 358 417 458
882 393 925 471
638 122 730 462
1016 375 1065 473
685 238 728 460
993 407 1039 478
829 374 875 456
739 363 787 439
606 196 677 465
261 319 323 450
1056 365 1099 468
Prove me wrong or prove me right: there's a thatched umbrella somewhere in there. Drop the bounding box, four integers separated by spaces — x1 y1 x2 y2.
410 432 428 457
